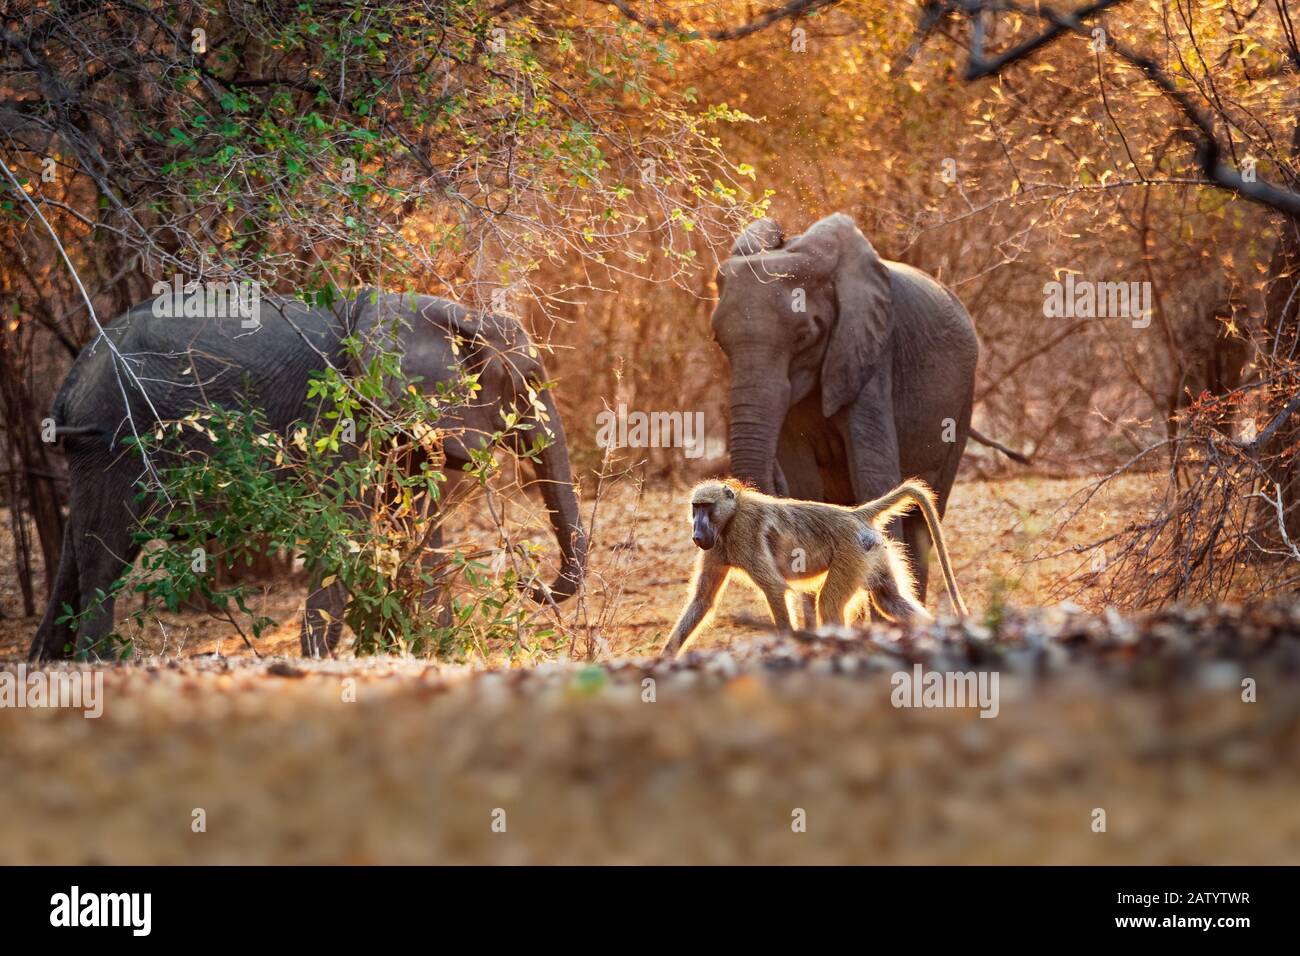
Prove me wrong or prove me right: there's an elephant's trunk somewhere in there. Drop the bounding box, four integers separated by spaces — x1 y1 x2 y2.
528 390 587 603
727 378 790 494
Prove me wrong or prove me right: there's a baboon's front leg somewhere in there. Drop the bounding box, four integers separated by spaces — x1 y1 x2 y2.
760 586 793 631
662 555 730 658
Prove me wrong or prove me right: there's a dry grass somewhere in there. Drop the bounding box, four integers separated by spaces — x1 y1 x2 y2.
0 472 1170 661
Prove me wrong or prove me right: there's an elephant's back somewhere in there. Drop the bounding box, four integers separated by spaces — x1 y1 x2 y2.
54 296 352 434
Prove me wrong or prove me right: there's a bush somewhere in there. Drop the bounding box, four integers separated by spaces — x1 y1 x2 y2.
63 326 556 658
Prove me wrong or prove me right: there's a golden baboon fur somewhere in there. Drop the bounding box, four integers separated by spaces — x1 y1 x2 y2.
662 479 966 657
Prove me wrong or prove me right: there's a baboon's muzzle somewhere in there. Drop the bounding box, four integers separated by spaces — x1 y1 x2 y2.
692 511 715 550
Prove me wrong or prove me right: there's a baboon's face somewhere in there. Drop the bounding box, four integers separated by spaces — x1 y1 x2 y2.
690 483 736 550
691 502 717 550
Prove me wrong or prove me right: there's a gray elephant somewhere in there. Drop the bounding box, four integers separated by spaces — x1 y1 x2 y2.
29 290 587 660
713 213 979 603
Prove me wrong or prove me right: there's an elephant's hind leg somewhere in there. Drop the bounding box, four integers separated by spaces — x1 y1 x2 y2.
29 522 81 661
71 514 138 661
417 523 454 631
913 403 969 606
901 511 932 603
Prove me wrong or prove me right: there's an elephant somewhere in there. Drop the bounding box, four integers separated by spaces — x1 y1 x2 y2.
29 290 587 661
712 213 978 606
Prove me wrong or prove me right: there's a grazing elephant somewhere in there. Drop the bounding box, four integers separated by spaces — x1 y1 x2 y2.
29 290 587 660
713 213 978 603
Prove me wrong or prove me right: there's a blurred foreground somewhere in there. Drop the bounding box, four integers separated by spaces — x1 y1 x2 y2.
2 599 1298 864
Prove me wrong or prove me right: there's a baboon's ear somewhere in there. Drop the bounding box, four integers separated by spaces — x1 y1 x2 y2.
730 218 784 257
723 485 735 499
784 214 893 417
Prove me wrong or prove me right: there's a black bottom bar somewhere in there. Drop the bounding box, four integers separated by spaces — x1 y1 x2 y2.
0 866 1280 941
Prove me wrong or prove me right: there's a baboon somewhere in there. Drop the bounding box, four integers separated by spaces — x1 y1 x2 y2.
661 478 966 657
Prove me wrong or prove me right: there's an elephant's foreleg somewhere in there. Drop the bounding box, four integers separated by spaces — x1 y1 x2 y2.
417 522 454 631
844 387 904 620
301 575 347 658
301 473 365 658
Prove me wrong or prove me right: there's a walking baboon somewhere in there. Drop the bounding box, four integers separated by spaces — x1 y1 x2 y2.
661 478 966 657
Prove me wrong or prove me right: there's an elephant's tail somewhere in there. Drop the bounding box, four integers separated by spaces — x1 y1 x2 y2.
53 425 105 439
48 383 107 442
968 428 1030 465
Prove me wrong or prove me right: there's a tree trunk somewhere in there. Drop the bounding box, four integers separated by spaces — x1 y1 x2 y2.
0 333 67 605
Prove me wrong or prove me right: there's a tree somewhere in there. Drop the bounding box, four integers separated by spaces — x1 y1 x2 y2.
0 0 760 643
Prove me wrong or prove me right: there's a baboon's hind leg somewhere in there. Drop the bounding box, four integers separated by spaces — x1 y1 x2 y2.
868 565 932 625
815 558 864 628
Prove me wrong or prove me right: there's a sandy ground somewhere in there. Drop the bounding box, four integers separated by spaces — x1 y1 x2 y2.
0 473 1162 660
3 474 1299 865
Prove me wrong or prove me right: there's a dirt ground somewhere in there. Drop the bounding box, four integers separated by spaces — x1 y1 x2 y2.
4 473 1299 865
0 473 1161 660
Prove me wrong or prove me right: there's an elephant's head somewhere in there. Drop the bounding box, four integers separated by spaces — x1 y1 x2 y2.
711 213 893 492
383 294 588 604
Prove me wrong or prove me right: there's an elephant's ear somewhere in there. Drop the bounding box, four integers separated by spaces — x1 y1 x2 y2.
730 217 784 257
787 213 893 417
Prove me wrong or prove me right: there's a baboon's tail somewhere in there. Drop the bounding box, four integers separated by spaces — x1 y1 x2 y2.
855 480 969 617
